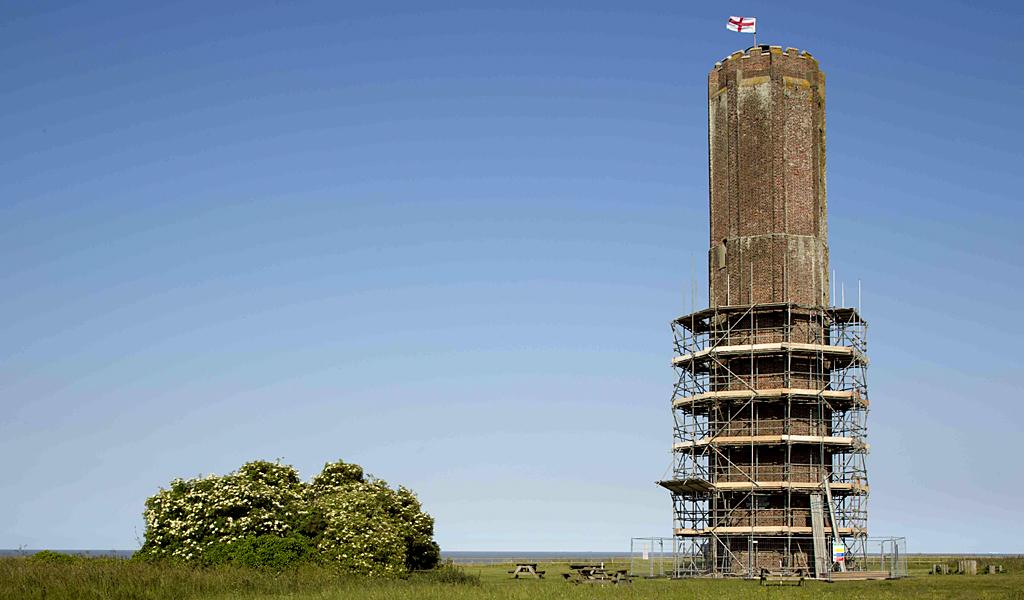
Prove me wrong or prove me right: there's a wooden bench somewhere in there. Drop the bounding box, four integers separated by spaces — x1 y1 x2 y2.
828 570 890 581
563 565 630 585
508 563 545 579
760 568 804 586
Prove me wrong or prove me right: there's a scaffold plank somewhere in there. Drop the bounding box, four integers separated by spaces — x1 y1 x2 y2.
672 342 867 367
672 388 868 409
674 526 866 536
715 481 869 494
658 479 868 495
657 479 715 494
672 434 867 451
672 303 865 330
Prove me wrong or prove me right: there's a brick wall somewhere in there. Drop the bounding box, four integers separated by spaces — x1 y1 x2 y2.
707 47 829 308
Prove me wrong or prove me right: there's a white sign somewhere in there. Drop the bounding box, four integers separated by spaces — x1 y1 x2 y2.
833 545 845 562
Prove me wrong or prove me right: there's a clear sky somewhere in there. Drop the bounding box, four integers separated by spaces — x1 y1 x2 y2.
2 0 1022 553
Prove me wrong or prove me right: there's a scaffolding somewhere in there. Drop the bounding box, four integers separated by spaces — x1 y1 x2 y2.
627 536 905 580
660 302 870 578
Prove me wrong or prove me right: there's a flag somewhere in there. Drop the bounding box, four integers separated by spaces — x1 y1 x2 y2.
726 16 756 33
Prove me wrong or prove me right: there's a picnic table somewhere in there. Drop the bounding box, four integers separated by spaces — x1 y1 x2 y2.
508 563 545 579
563 564 630 585
759 568 804 586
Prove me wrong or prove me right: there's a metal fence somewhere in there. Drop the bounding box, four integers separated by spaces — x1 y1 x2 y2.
629 535 907 580
860 537 908 578
628 538 675 578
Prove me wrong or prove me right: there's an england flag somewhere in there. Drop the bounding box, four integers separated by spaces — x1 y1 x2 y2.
726 16 756 33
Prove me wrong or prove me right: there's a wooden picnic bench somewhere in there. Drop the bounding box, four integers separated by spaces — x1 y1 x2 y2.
760 568 804 586
563 564 630 585
508 563 545 579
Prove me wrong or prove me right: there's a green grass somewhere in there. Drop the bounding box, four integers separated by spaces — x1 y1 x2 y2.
2 556 1022 600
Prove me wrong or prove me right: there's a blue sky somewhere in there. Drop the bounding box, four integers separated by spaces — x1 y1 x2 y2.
1 0 1022 552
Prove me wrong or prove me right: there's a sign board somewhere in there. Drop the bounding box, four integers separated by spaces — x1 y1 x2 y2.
833 544 845 562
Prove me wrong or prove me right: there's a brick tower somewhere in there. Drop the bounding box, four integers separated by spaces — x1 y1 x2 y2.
660 46 869 578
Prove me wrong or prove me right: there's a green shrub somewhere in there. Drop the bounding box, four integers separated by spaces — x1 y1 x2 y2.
136 458 440 575
27 550 77 564
136 460 305 563
406 539 442 571
220 534 314 570
308 460 365 494
414 562 480 585
310 483 407 576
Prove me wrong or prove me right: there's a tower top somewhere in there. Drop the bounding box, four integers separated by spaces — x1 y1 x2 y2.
713 45 818 70
706 43 828 307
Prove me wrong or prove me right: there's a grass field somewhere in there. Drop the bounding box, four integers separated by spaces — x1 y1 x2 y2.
2 556 1021 600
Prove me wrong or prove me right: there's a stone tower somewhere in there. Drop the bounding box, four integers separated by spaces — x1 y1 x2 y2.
707 45 828 308
661 46 870 578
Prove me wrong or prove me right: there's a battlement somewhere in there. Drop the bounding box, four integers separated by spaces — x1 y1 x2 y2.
714 45 818 70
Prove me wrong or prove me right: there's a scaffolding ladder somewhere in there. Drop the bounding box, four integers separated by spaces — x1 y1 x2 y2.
810 494 829 578
823 479 847 572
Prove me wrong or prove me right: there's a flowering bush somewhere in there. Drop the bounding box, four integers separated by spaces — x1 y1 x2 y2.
136 459 440 574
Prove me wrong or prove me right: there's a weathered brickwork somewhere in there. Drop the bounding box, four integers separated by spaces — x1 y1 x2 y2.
707 46 828 308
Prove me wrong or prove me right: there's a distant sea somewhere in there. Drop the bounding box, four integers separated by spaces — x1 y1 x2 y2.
0 549 630 564
3 549 1017 563
0 549 135 559
442 551 631 564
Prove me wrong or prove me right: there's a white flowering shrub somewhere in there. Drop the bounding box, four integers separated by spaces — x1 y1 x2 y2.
312 484 407 576
137 459 440 574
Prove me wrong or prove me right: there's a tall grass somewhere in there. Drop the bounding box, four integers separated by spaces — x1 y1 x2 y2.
2 555 1022 600
0 558 366 600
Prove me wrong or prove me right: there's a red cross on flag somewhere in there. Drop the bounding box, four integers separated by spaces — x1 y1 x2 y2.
727 16 756 33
